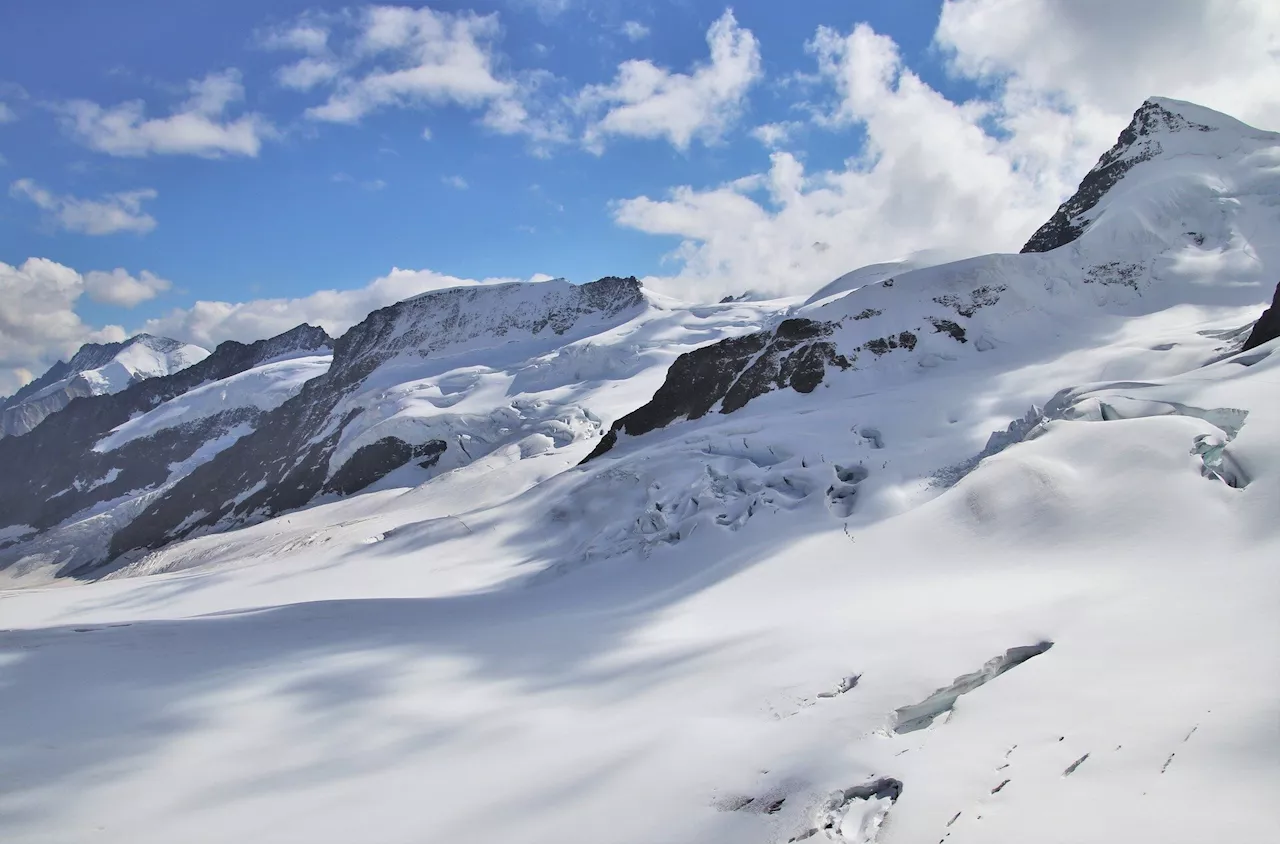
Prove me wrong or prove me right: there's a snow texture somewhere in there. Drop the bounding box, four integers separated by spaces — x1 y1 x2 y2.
0 99 1278 844
0 334 208 437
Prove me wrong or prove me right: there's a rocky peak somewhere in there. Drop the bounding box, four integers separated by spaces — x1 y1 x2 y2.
329 276 644 381
1020 98 1215 254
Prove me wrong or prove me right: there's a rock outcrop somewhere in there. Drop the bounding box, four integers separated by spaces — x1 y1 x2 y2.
1242 281 1280 351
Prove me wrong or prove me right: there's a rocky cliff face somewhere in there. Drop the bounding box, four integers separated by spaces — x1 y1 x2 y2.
583 318 852 461
586 98 1280 463
1242 281 1280 352
108 277 645 560
1021 98 1214 254
0 324 332 575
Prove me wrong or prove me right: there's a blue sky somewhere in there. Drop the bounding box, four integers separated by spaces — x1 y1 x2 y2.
1 2 959 318
1 0 1277 393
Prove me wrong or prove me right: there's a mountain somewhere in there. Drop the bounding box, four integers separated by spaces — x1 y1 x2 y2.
0 324 332 578
0 334 209 438
0 281 781 580
586 97 1277 462
1 99 1278 844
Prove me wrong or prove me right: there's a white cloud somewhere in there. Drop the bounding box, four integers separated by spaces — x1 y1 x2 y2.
514 0 572 20
139 267 539 349
442 174 468 190
260 21 331 54
421 126 433 140
936 0 1280 129
750 120 802 149
10 179 158 235
0 258 130 396
278 57 341 91
0 103 15 124
620 21 651 42
612 1 1280 301
303 7 513 123
83 268 172 307
59 70 275 158
579 9 762 152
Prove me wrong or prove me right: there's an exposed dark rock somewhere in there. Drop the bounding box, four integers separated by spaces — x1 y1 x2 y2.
0 324 333 545
929 318 968 343
326 438 447 496
109 278 645 561
1242 280 1280 351
862 331 917 356
1063 753 1090 777
1083 262 1144 289
583 318 852 462
1022 100 1213 253
853 308 883 320
932 285 1005 318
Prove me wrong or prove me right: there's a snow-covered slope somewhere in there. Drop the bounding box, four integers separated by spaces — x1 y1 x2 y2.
0 334 209 438
0 324 333 580
105 276 783 563
0 99 1277 844
589 97 1277 462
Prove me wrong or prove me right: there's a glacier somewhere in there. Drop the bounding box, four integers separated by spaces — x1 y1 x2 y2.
0 98 1277 844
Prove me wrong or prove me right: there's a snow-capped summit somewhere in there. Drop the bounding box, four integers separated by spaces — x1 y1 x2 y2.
0 334 209 438
588 97 1280 462
1023 96 1279 254
105 276 673 558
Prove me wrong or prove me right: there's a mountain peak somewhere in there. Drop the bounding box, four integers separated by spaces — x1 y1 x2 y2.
1020 98 1263 255
0 334 210 438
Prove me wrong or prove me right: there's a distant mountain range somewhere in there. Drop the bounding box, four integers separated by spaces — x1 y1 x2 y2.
1 97 1277 583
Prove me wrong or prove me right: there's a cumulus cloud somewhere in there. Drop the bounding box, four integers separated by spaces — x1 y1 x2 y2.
301 7 513 123
0 258 129 396
278 57 342 91
260 20 331 54
936 0 1280 129
10 179 158 235
83 268 172 307
59 70 275 158
612 0 1280 300
139 267 542 348
579 10 762 152
750 120 802 149
270 5 572 150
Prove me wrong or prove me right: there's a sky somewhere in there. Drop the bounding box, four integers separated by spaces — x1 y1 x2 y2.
1 0 1278 395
